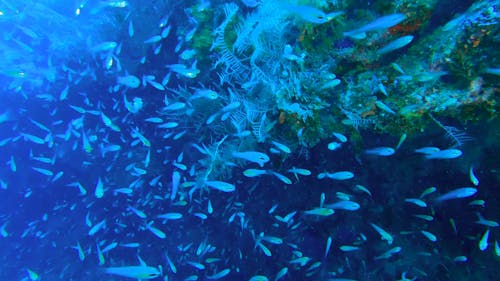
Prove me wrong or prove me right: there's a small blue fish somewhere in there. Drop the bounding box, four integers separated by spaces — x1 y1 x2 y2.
144 117 163 123
377 35 414 55
204 181 235 192
435 187 477 202
232 151 270 167
189 88 219 101
425 149 462 159
170 171 180 201
162 102 186 111
374 246 401 260
100 144 121 157
0 111 11 124
94 177 104 198
270 171 292 185
143 35 162 44
32 167 54 176
344 13 406 37
241 0 259 8
146 223 166 239
90 41 117 53
271 141 291 154
101 242 118 255
404 198 427 208
243 169 268 178
479 229 490 251
325 201 360 211
484 67 500 76
375 100 396 115
117 75 141 88
128 206 147 219
207 268 231 280
105 265 161 279
128 20 134 37
161 25 171 38
157 212 183 220
332 132 347 143
120 242 140 248
365 147 395 156
304 208 334 216
371 223 394 244
475 213 498 227
26 269 39 280
158 122 179 129
167 63 200 78
328 141 342 151
249 275 270 281
72 242 85 261
469 166 479 186
21 133 46 145
275 267 288 281
8 156 16 172
286 5 343 24
324 237 332 258
453 256 468 263
325 171 354 180
414 147 440 154
88 219 106 236
288 167 311 176
124 96 143 114
113 188 133 195
320 78 341 89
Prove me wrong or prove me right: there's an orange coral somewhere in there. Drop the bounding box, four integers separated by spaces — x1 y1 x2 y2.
278 111 286 124
360 102 377 117
298 28 306 42
389 11 431 35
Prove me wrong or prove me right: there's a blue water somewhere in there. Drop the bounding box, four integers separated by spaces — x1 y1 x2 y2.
0 1 499 281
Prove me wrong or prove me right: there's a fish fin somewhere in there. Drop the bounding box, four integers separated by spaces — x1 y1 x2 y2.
137 255 146 266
